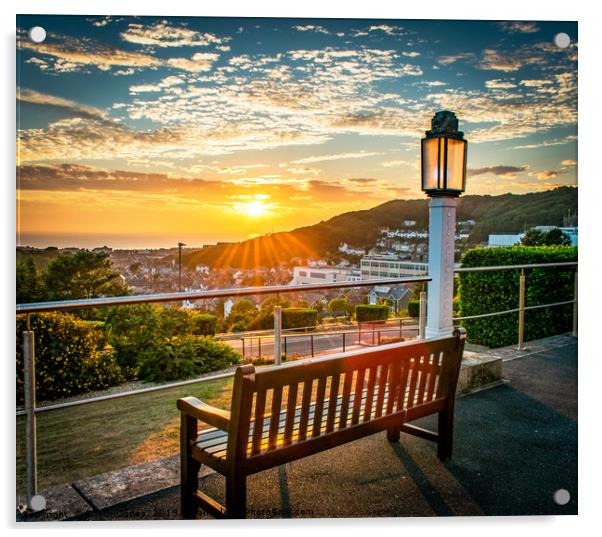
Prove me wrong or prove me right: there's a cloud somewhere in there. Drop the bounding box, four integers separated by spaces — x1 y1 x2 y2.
519 79 553 87
528 169 561 180
513 134 577 150
561 159 577 166
293 25 330 35
165 52 220 73
468 165 529 178
485 79 517 89
120 20 228 48
292 151 383 164
18 32 220 74
18 33 162 73
498 21 540 34
16 163 402 208
17 88 108 122
437 52 476 66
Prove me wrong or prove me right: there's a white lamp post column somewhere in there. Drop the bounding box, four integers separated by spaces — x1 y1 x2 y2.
419 110 467 339
425 197 456 338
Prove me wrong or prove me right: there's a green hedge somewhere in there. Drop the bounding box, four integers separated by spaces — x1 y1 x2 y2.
355 304 389 322
16 312 124 404
192 313 217 336
458 246 577 348
136 335 241 382
282 308 318 329
407 300 420 318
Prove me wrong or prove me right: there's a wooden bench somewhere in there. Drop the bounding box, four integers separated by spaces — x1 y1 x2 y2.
178 327 466 519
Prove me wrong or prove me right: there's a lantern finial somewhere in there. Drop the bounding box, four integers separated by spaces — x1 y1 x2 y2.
426 110 463 139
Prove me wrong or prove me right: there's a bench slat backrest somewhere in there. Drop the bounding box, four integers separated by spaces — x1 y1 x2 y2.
228 330 465 466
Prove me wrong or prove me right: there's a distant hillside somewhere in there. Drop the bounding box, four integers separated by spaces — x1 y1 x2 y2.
184 187 577 269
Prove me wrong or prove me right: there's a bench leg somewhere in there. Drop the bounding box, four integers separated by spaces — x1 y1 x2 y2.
181 414 200 519
387 426 400 443
226 474 247 519
437 399 454 461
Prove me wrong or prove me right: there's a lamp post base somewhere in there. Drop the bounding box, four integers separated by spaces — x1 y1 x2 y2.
425 196 457 340
425 326 455 339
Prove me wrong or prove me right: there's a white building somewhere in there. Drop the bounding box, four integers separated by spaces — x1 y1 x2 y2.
290 266 361 286
360 255 429 280
488 226 578 247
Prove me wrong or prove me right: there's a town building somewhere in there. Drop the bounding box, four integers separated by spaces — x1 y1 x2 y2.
290 266 361 286
360 255 429 280
367 286 410 314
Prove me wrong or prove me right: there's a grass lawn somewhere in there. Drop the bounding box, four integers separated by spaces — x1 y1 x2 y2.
16 376 235 496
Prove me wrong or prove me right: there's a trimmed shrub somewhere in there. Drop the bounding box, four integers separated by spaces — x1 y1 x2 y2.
458 246 577 348
281 308 318 329
407 300 420 318
192 313 217 336
355 304 389 322
16 312 124 404
137 335 241 382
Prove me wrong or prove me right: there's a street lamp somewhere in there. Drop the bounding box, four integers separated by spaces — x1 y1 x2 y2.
178 242 186 292
421 110 467 197
421 111 468 338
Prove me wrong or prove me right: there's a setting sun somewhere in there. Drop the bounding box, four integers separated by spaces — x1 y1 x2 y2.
243 200 268 217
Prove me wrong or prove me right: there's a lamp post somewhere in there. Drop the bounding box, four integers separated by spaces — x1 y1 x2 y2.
178 242 186 292
421 110 468 338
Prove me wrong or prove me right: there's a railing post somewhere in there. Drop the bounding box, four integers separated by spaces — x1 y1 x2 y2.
311 334 314 357
284 336 288 360
342 332 346 352
573 270 578 337
258 337 261 359
241 338 245 359
23 326 38 510
418 291 426 340
274 306 282 365
517 269 526 350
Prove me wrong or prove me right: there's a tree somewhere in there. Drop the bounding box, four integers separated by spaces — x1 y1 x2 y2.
542 228 572 246
520 228 545 246
229 299 256 317
327 296 353 316
520 227 572 247
43 250 129 300
16 259 45 303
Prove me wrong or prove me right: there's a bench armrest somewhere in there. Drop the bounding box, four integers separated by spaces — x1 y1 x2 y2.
177 396 230 432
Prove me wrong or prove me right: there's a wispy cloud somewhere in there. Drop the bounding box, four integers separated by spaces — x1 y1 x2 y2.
292 151 383 164
498 21 540 34
468 165 529 178
120 20 229 48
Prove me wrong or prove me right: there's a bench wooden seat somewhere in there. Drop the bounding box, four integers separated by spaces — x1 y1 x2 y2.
178 328 466 519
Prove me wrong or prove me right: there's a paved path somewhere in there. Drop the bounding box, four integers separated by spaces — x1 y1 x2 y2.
74 336 577 519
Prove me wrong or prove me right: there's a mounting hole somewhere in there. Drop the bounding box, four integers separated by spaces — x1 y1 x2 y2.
29 494 46 511
554 32 570 49
28 26 47 43
553 488 570 505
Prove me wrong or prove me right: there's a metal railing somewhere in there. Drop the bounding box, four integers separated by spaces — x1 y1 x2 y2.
241 319 419 361
16 275 430 510
452 262 578 350
15 261 578 510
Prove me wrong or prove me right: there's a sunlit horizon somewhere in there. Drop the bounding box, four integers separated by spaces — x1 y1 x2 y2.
16 16 577 248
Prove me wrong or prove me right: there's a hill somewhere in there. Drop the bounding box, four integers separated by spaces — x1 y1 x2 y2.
184 186 577 269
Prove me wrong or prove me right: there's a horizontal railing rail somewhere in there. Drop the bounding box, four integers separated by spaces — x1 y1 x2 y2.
16 276 431 314
454 261 577 273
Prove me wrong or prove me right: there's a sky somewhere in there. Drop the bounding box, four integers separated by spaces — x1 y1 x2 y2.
16 15 578 249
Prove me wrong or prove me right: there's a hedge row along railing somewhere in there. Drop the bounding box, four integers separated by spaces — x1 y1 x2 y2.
354 304 390 322
457 246 577 348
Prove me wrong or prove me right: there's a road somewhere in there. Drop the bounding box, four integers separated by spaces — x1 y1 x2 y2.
223 324 419 359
